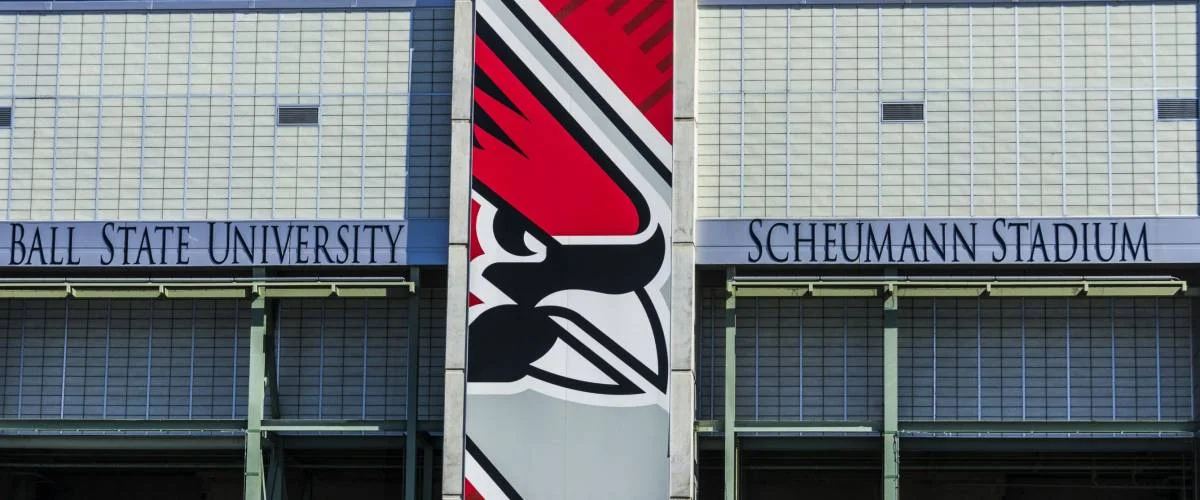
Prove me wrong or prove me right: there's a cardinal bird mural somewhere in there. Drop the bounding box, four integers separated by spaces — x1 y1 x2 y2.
463 0 672 498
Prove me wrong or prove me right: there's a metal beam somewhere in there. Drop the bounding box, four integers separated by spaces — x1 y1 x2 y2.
733 420 879 434
406 267 423 500
245 294 268 500
0 279 415 300
723 267 737 500
900 420 1196 434
882 292 899 500
728 279 1187 299
0 419 245 431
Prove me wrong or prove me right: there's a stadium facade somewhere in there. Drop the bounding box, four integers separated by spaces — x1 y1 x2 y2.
0 0 1196 500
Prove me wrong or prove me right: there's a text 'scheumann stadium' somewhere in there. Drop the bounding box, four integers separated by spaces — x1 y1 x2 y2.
0 0 1196 499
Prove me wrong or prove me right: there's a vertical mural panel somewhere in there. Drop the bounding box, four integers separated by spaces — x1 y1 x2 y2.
464 0 672 497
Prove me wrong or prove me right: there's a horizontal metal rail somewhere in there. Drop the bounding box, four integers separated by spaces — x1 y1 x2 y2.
698 420 1196 435
0 279 415 299
0 419 442 434
729 279 1188 298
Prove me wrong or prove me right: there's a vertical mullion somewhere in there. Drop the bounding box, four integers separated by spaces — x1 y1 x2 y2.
1014 9 1020 213
1020 299 1026 421
922 7 928 216
968 8 975 216
1151 4 1159 214
831 9 837 215
51 15 62 219
1066 300 1072 420
1060 5 1066 215
59 300 69 418
1110 299 1117 420
875 7 882 216
183 13 193 218
137 14 148 218
361 300 369 419
226 15 237 216
146 300 155 418
798 301 804 421
94 15 106 219
738 9 745 216
1155 299 1162 420
784 9 791 216
359 15 369 218
271 13 280 218
7 14 18 219
318 301 326 418
976 299 981 419
189 301 197 419
102 302 111 418
932 300 937 420
316 11 325 217
1105 5 1113 215
753 300 759 419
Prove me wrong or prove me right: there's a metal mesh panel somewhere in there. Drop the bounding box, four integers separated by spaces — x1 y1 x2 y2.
697 289 884 422
0 299 249 420
418 286 446 420
275 297 408 420
273 290 446 421
899 297 1193 421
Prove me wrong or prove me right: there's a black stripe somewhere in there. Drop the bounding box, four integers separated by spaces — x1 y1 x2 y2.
473 103 527 157
476 64 526 118
477 21 652 234
466 436 526 500
493 0 672 184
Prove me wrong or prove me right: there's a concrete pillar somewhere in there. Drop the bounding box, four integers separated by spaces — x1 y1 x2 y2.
440 0 475 496
670 0 699 498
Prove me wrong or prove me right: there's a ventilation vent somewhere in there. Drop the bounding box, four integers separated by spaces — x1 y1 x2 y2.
881 102 924 122
1157 98 1198 121
277 105 319 126
0 107 11 128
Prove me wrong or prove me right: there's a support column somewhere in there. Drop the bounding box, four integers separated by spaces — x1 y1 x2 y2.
1191 297 1199 500
882 291 899 500
406 268 422 500
670 0 699 498
724 267 737 500
441 0 475 495
245 294 268 500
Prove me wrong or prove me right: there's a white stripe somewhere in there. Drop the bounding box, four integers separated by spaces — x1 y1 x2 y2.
477 0 671 248
506 0 671 166
465 452 511 500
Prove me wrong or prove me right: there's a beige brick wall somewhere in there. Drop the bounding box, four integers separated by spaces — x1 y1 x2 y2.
0 9 452 221
697 4 1198 218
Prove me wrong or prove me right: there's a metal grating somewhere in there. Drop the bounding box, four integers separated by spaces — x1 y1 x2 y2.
0 107 11 128
881 102 924 123
276 105 320 126
1157 98 1199 121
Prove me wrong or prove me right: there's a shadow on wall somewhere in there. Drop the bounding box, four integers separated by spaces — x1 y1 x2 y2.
404 8 454 220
